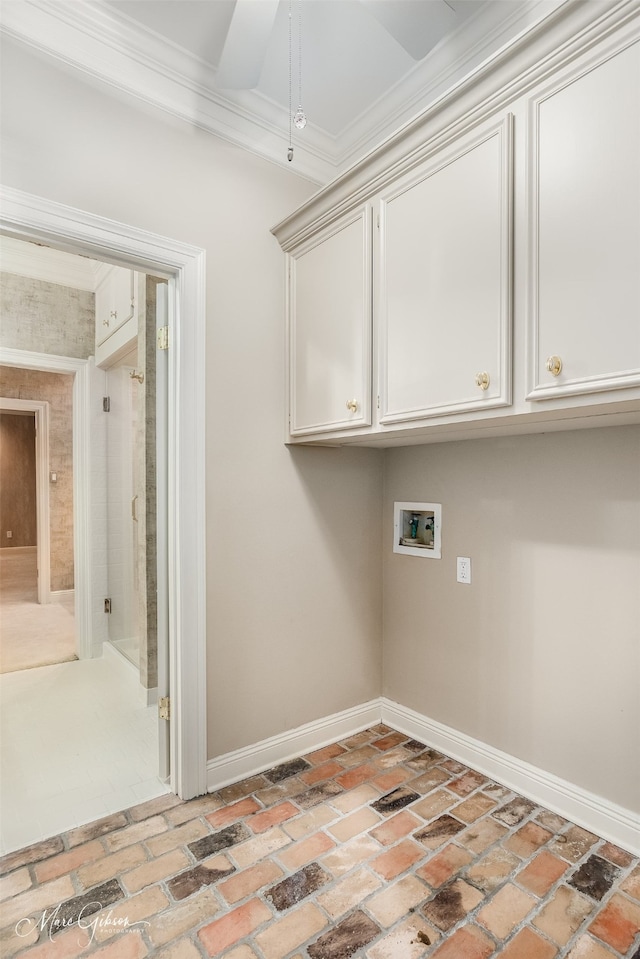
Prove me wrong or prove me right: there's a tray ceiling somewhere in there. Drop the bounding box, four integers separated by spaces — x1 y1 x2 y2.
1 0 563 182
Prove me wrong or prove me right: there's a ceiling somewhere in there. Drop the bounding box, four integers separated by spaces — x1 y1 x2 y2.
1 0 561 182
103 0 479 137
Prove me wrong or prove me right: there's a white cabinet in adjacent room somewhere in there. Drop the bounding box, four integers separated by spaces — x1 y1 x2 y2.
379 115 513 424
288 206 372 437
95 266 143 368
527 37 640 401
95 265 135 347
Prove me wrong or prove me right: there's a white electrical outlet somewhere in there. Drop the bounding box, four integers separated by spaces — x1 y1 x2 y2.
457 556 471 584
6 531 12 539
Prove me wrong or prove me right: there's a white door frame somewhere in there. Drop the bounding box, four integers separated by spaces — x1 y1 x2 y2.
0 184 208 801
0 397 50 605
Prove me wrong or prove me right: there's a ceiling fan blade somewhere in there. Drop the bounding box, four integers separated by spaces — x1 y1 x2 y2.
216 0 280 89
359 0 459 61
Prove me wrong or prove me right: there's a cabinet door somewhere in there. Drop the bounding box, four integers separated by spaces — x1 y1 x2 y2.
95 266 135 347
289 207 372 436
110 267 135 334
95 271 113 347
527 37 640 400
380 116 513 424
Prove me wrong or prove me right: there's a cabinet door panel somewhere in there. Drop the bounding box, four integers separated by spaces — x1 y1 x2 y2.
290 208 372 435
95 266 135 346
528 38 640 399
381 117 512 423
95 276 112 347
110 267 135 334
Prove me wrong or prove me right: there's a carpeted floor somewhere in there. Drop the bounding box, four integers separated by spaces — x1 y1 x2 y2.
0 549 76 673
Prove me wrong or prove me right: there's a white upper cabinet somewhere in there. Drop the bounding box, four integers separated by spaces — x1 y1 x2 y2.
380 116 512 424
272 3 640 446
527 37 640 400
288 206 372 436
95 265 135 347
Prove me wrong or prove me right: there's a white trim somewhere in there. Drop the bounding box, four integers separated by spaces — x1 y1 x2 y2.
103 636 137 673
103 641 158 706
205 692 639 853
0 185 207 802
0 351 90 651
0 396 50 603
143 686 159 708
207 700 382 793
381 698 640 857
50 589 74 600
0 0 570 184
0 0 333 186
272 0 638 247
0 545 37 554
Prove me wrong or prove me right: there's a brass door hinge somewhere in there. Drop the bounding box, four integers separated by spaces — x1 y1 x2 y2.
157 326 169 351
158 696 171 720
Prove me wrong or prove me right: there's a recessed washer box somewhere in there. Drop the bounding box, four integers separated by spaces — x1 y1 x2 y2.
393 502 442 558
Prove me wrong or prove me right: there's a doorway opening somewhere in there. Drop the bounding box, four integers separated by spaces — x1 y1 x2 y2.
0 185 207 849
0 263 169 851
0 390 78 673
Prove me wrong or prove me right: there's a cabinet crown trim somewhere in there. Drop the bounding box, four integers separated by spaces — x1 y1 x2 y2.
271 0 637 252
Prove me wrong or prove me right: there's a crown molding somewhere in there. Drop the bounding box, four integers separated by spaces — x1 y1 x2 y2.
0 0 335 185
336 0 566 170
0 235 99 291
0 0 568 185
273 0 638 250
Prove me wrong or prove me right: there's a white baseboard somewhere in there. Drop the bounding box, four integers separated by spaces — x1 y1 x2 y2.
0 545 37 554
102 640 157 706
142 686 158 707
207 695 639 854
50 589 74 601
381 698 640 857
206 700 382 793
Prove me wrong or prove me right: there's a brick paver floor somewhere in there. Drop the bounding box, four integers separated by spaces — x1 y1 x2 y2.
1 725 638 958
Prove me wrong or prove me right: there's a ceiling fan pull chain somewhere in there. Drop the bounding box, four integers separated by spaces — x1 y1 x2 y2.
294 0 307 130
288 0 307 160
288 0 293 160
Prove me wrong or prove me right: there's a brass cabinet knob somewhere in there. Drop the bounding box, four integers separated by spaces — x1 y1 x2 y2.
546 355 563 376
346 399 358 413
475 371 490 391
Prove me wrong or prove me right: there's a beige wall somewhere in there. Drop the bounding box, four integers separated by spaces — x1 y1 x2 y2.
0 367 75 590
0 412 37 547
0 271 94 359
0 38 384 758
383 426 640 812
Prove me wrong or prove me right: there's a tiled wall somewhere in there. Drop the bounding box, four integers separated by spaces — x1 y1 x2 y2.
0 412 37 546
0 367 74 590
0 271 94 358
